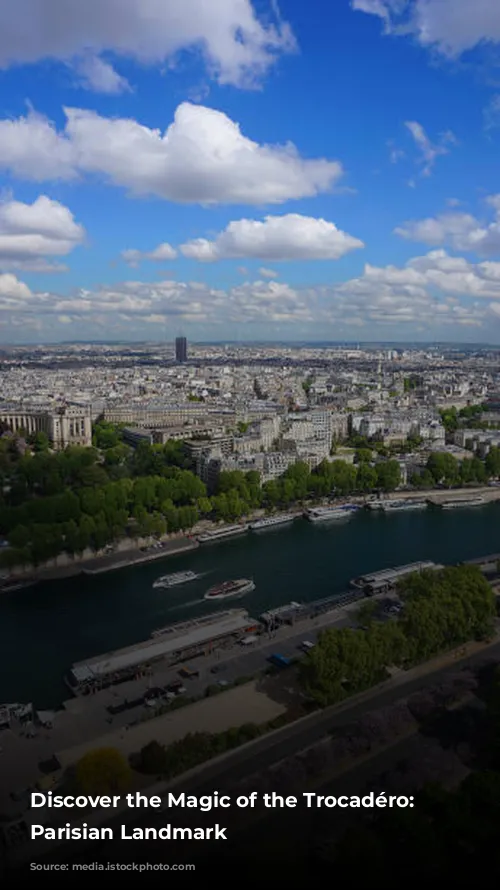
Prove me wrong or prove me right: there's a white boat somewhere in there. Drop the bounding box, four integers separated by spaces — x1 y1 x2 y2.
385 500 427 512
439 497 485 510
204 578 255 601
197 524 248 544
304 504 359 522
249 513 296 531
351 561 440 591
153 570 200 589
372 499 428 512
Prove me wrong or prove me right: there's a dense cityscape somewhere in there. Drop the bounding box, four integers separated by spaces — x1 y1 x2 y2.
1 338 500 570
1 338 499 485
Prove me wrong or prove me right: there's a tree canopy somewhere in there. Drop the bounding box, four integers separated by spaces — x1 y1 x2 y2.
1 413 497 571
300 566 495 707
0 430 406 569
75 747 132 795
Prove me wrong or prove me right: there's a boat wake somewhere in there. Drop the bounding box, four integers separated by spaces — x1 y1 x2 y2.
167 597 205 610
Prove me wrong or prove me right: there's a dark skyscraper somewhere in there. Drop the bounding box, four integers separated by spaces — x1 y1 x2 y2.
175 336 187 363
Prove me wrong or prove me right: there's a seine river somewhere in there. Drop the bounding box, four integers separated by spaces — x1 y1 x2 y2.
2 504 500 707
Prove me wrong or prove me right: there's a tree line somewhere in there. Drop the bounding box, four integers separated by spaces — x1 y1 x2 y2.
1 417 500 569
300 566 496 707
0 423 403 569
72 717 288 795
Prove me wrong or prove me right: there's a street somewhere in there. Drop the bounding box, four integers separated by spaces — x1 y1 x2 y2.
0 604 354 813
17 637 500 870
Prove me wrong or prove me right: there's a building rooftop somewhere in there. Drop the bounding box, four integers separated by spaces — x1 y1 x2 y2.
356 561 439 584
70 609 255 679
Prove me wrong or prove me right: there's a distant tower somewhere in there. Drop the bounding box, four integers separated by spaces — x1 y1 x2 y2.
377 359 382 391
175 336 187 363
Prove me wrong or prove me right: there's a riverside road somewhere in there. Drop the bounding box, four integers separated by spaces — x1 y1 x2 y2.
18 637 500 873
0 601 357 812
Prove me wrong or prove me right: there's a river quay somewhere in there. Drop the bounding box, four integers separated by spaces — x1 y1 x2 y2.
81 537 199 576
3 485 500 588
0 535 199 587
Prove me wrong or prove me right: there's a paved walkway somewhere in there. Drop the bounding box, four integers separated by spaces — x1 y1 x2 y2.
55 682 285 769
0 605 354 816
0 681 286 815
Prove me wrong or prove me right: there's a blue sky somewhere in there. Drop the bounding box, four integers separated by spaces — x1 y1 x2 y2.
0 0 500 343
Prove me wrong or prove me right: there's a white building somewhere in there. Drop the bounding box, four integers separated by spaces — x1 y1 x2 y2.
0 403 92 449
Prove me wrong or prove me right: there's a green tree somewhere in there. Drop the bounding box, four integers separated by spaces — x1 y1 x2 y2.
28 431 50 452
75 747 132 794
486 446 500 478
329 460 357 495
410 468 434 489
92 422 123 450
375 459 401 492
7 524 30 550
356 463 377 492
356 599 377 627
440 407 459 433
137 740 166 774
427 452 459 486
355 448 373 464
196 496 213 516
63 519 80 555
300 565 494 706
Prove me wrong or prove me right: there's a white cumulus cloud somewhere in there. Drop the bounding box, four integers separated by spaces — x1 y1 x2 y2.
121 243 178 267
0 110 78 182
0 195 85 271
180 214 364 261
352 0 500 58
395 196 500 256
0 103 343 205
0 273 33 301
340 250 500 304
0 0 295 91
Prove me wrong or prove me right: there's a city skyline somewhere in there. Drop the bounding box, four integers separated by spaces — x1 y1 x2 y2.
1 1 500 343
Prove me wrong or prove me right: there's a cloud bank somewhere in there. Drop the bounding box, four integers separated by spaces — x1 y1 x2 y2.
0 103 343 205
3 250 500 339
395 196 500 256
0 0 295 90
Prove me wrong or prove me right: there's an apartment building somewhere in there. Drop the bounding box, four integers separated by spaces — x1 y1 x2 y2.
453 428 500 455
103 403 236 429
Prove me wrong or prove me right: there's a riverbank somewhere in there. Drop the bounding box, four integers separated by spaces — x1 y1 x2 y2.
2 484 500 587
82 537 199 576
345 484 500 505
0 536 199 588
